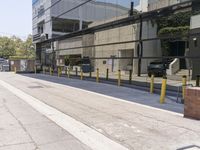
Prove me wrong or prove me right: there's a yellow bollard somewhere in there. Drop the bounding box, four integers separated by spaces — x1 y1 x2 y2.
81 70 83 80
106 68 109 80
150 74 155 94
58 67 61 77
96 68 99 83
160 76 167 104
50 67 53 76
118 70 121 86
182 75 187 100
14 67 17 74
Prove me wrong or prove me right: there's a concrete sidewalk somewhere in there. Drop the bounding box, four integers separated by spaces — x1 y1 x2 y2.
0 84 91 150
0 72 200 150
22 73 183 113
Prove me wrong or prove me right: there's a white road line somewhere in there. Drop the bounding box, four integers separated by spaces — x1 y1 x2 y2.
0 80 129 150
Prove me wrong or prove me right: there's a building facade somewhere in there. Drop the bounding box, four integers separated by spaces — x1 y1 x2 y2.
190 14 200 79
32 0 129 43
148 0 188 11
54 13 161 74
90 16 161 74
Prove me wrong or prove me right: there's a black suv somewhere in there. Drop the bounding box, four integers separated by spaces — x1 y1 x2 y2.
147 60 167 77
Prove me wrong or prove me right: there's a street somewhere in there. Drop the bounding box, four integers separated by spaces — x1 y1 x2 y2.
0 72 200 150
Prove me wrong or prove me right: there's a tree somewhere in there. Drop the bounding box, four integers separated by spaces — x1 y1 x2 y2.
0 35 35 59
0 37 16 58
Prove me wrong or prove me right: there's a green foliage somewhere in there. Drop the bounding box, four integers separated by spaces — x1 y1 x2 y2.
157 11 191 31
0 35 35 59
0 37 16 58
156 11 192 56
158 26 190 37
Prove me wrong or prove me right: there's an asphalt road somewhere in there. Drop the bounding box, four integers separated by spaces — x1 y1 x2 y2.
0 72 200 150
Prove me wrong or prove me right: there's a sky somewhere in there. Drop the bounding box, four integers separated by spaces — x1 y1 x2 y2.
0 0 32 39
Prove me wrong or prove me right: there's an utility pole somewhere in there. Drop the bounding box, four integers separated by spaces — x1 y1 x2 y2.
137 14 143 77
130 2 134 74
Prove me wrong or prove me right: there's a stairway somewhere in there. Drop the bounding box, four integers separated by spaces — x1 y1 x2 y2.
167 69 192 81
176 69 192 76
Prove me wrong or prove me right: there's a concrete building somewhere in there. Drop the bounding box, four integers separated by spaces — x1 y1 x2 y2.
190 14 200 79
89 15 161 74
148 0 188 11
54 13 161 74
32 0 129 43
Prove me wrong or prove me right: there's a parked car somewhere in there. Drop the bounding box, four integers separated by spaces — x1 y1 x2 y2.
80 57 93 73
147 60 167 77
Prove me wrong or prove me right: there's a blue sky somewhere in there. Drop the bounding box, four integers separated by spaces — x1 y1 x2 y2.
0 0 32 39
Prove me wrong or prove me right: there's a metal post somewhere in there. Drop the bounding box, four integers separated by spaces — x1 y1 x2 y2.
89 64 92 78
81 69 83 80
129 70 132 84
160 76 167 104
196 75 200 87
76 67 78 76
182 75 187 101
118 70 121 86
150 74 155 94
137 15 143 77
96 68 99 83
106 68 109 80
68 68 70 78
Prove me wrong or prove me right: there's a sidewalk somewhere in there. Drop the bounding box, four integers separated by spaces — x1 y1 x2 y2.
0 72 200 149
22 73 183 113
0 84 91 150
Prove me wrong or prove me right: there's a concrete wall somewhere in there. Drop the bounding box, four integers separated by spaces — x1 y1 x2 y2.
93 20 161 74
191 15 200 29
141 21 162 74
56 36 83 57
189 28 200 79
148 0 188 11
94 24 138 73
10 60 35 72
190 15 200 79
